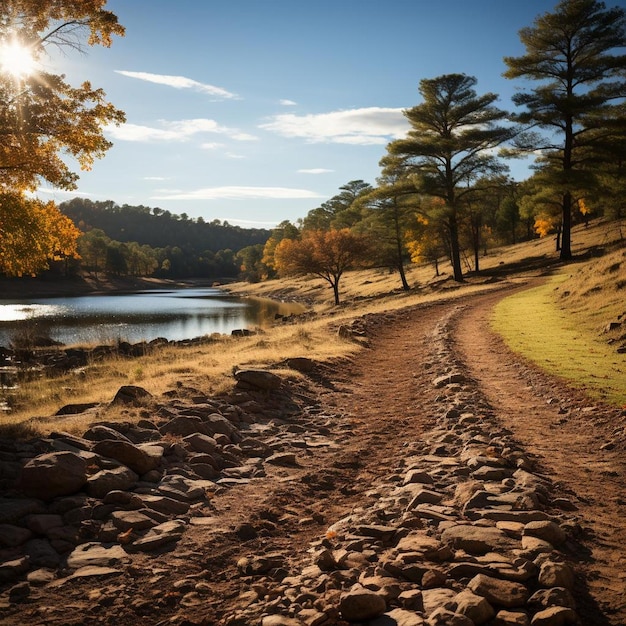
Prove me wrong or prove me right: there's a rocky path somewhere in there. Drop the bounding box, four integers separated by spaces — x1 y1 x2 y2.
1 284 625 625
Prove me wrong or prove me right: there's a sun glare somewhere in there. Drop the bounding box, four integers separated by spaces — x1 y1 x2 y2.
0 40 36 78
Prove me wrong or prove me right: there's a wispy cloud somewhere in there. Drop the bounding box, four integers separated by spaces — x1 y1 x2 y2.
115 70 239 100
280 99 297 106
143 176 169 181
298 168 334 174
260 107 408 145
152 186 324 201
106 118 259 143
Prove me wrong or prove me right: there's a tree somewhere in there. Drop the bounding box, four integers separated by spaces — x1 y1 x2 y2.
261 220 300 277
503 0 626 261
302 180 373 231
274 229 371 305
0 193 80 276
387 74 514 281
236 244 266 282
78 228 109 277
356 157 419 291
0 1 125 275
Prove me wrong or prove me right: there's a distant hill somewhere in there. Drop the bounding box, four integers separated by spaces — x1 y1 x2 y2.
60 198 271 254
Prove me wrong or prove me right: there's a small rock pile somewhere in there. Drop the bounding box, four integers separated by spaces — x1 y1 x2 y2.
223 308 585 626
0 368 328 594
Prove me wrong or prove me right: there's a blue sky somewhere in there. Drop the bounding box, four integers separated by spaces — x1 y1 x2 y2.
39 0 561 228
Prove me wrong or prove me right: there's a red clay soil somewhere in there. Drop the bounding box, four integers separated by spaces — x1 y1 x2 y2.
2 283 625 625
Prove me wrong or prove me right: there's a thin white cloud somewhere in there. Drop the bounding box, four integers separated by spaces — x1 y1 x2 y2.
152 186 324 201
200 142 225 150
298 168 334 174
143 176 168 181
105 118 258 143
280 99 297 106
217 217 284 227
115 70 239 100
260 107 409 145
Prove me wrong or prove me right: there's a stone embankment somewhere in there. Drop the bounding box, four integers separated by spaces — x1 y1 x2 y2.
0 306 589 624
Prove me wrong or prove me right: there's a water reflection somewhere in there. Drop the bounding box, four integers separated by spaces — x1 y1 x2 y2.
0 288 304 346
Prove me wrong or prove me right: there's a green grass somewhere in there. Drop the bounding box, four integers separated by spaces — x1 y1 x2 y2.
492 272 626 407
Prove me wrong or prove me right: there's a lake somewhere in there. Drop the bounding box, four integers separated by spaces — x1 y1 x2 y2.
0 288 304 347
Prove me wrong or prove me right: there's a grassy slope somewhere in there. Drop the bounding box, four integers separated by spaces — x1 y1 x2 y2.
2 218 624 436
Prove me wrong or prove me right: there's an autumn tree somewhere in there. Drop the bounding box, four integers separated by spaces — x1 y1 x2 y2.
0 193 81 276
387 74 514 282
0 1 125 275
261 220 300 277
274 229 371 305
504 0 626 261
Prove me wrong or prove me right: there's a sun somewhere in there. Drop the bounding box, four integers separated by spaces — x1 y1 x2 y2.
0 40 37 78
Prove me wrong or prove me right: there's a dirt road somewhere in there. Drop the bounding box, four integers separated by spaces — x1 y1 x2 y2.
2 284 625 625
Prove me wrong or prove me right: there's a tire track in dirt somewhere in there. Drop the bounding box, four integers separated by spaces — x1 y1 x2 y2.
452 286 626 625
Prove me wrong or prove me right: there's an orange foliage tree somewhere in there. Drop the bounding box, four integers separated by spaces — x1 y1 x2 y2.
0 193 81 276
274 229 371 305
0 1 125 275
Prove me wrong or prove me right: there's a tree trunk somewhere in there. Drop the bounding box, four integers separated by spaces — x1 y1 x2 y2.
448 218 464 282
332 279 340 305
560 191 572 260
397 262 410 291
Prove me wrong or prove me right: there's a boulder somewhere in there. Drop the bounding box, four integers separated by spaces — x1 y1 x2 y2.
111 385 153 405
93 439 161 475
234 369 282 391
86 466 138 498
340 584 387 621
19 452 87 500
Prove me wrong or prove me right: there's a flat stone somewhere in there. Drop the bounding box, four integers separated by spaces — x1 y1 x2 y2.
86 466 138 498
0 499 45 524
183 433 218 454
66 542 129 569
130 520 187 552
427 607 474 625
441 524 516 555
530 606 578 625
110 510 158 532
339 584 387 621
266 452 298 466
0 524 33 547
523 521 566 546
454 589 496 624
395 534 452 561
25 514 64 535
407 489 444 506
492 610 531 626
468 574 529 608
403 470 434 485
422 588 457 615
69 565 122 579
528 588 576 610
93 439 161 475
538 562 575 590
138 494 190 515
372 608 425 625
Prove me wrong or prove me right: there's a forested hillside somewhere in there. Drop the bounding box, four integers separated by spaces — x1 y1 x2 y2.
61 198 270 254
58 198 271 279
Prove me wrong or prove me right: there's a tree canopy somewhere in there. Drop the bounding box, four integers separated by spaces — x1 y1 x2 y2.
504 0 626 260
0 0 125 275
387 73 514 281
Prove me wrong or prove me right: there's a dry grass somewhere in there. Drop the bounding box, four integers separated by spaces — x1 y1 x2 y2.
2 217 624 436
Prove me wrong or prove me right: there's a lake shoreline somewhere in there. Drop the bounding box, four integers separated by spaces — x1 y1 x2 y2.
0 275 225 300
